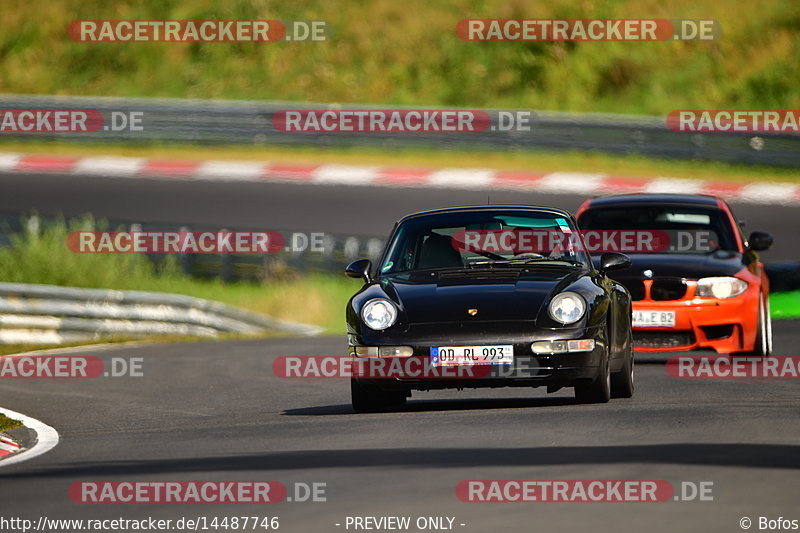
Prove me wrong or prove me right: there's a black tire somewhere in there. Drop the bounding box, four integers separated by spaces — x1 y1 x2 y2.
575 325 611 404
745 294 772 356
610 330 635 399
350 379 406 413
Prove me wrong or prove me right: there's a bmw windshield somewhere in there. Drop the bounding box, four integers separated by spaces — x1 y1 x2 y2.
578 205 739 255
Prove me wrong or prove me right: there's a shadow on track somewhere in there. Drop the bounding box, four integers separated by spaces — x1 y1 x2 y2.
4 443 800 479
283 396 582 416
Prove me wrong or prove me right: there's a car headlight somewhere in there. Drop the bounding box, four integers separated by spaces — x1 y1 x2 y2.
361 298 398 330
548 292 586 325
696 277 748 299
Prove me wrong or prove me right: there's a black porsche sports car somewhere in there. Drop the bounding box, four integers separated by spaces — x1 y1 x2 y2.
344 206 634 412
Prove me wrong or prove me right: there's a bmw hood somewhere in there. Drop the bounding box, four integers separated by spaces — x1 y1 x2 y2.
595 251 746 281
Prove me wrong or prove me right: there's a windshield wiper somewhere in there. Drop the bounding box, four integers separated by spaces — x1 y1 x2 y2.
470 249 506 261
495 257 585 268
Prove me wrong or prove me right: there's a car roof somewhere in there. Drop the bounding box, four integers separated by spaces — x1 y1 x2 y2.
583 193 721 208
397 205 573 224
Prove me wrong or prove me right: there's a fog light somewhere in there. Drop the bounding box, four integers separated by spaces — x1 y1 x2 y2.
353 346 413 357
378 346 414 357
531 340 568 354
531 339 595 354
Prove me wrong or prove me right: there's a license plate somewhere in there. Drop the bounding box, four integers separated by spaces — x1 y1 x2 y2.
430 345 514 366
632 310 676 328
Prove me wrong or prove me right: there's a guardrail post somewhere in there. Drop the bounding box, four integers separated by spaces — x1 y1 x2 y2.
177 225 194 277
220 229 233 282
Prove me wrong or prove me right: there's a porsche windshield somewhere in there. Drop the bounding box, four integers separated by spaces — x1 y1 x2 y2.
379 210 589 275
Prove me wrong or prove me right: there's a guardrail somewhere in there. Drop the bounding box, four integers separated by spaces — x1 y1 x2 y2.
0 282 322 345
1 94 798 167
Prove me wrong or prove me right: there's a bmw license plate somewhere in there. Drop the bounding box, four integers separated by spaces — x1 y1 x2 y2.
632 310 675 328
430 345 514 366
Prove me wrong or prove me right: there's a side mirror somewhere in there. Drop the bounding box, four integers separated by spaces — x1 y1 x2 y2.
345 259 372 283
599 252 631 274
748 231 773 252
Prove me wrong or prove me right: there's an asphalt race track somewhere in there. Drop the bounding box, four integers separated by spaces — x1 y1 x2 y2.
1 171 799 260
1 171 799 532
1 322 799 533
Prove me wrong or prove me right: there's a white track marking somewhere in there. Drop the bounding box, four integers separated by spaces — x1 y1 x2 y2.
535 172 606 194
313 164 380 185
1 152 798 206
196 160 266 180
740 183 799 205
426 168 495 189
644 177 705 194
73 156 144 176
0 153 21 171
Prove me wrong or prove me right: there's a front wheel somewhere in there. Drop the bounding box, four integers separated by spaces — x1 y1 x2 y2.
575 336 611 404
745 294 772 356
611 347 634 398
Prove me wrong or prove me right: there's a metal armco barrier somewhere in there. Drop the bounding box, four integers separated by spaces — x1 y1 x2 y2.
0 282 322 344
0 94 798 167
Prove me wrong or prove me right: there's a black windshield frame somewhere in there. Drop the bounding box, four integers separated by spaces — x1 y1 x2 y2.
376 209 592 278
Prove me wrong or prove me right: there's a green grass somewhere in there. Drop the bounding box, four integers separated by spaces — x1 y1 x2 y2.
0 216 360 334
0 414 23 431
2 0 799 114
771 291 800 320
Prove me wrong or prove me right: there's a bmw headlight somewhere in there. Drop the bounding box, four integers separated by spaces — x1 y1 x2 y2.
548 292 586 325
696 277 748 299
361 298 398 330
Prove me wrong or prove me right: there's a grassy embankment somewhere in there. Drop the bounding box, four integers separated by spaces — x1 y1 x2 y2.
3 0 798 114
2 1 800 180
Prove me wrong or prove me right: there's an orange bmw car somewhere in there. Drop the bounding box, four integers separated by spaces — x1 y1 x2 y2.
577 194 773 355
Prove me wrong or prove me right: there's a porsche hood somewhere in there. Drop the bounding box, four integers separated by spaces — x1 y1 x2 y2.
381 269 583 324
